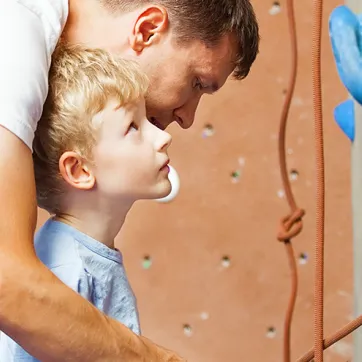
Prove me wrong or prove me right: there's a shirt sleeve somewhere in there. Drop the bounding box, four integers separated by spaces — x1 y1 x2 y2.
0 2 50 150
50 263 95 302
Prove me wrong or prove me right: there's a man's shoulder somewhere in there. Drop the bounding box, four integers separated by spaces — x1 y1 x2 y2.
0 0 68 149
14 0 69 52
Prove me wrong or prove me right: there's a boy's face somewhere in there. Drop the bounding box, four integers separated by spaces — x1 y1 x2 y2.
90 98 172 201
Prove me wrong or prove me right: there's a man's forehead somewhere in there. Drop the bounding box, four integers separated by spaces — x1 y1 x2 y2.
192 35 237 77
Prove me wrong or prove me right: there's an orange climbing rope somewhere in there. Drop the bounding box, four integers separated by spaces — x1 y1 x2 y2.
276 0 304 360
279 0 362 360
277 0 326 359
311 0 325 359
297 315 362 361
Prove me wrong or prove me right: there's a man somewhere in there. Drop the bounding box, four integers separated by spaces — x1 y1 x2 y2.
0 0 259 361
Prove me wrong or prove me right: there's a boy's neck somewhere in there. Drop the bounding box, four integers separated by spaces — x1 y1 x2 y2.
54 197 134 249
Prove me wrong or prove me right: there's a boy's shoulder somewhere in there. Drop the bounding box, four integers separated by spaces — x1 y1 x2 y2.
35 218 81 269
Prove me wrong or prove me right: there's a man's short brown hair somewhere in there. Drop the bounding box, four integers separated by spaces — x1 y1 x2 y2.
101 0 260 79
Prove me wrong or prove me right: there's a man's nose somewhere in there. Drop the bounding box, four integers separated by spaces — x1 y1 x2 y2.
174 95 202 129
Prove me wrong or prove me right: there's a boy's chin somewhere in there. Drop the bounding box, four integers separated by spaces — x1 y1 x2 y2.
152 184 172 201
154 166 180 203
138 181 170 201
130 185 171 202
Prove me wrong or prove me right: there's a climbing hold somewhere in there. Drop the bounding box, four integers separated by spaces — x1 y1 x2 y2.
334 99 355 141
329 6 362 105
155 165 180 203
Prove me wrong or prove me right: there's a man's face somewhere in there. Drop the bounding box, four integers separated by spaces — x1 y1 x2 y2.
63 4 237 130
139 34 237 130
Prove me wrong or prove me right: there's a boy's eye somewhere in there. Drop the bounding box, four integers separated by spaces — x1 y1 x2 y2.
127 122 138 133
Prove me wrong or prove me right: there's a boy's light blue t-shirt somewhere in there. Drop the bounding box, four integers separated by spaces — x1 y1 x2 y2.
0 219 141 361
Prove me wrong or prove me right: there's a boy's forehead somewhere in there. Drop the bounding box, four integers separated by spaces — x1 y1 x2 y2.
95 98 145 127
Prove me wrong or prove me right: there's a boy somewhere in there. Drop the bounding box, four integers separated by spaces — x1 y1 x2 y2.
0 42 172 361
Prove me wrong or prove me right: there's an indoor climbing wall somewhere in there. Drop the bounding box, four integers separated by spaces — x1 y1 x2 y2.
36 0 354 361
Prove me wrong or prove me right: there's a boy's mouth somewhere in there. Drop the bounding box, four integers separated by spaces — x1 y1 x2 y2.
160 158 170 171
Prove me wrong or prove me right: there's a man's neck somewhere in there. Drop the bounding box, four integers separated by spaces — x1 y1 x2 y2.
54 197 134 249
63 0 134 54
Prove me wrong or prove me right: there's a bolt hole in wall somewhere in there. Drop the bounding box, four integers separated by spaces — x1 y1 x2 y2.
231 170 241 183
183 324 193 337
231 159 245 184
221 256 231 268
298 252 308 265
142 255 152 269
289 169 299 181
266 326 277 339
202 123 214 138
269 1 281 15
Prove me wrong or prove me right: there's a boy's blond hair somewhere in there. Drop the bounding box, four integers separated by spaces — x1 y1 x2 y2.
33 42 149 214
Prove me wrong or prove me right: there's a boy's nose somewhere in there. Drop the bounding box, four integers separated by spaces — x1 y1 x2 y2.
157 130 172 152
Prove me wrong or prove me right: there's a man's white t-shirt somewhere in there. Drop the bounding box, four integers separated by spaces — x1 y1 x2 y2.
0 0 68 150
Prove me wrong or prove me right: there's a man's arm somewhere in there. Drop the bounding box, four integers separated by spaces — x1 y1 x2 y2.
0 3 185 360
0 126 185 362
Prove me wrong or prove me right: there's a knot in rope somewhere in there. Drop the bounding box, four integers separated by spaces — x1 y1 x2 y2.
277 208 305 242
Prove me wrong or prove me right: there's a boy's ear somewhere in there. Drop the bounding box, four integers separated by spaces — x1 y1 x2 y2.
59 151 95 190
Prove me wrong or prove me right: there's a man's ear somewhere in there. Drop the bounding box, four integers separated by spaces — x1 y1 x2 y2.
130 5 169 52
59 151 95 190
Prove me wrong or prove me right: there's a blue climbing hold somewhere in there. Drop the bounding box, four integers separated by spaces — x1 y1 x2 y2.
329 6 362 105
334 99 355 141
